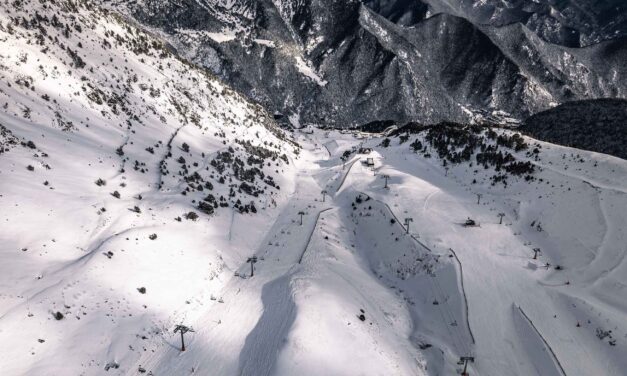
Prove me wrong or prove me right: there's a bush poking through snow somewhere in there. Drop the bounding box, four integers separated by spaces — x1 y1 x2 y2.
148 234 157 240
185 211 199 221
104 362 119 371
198 201 214 215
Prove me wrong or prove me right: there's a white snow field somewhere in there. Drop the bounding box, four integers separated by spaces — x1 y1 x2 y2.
1 1 627 376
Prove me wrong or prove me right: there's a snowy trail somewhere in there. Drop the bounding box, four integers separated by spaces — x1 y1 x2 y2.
0 223 142 322
298 207 333 263
449 248 475 345
274 204 427 375
126 135 340 375
578 190 627 286
515 305 567 376
231 138 351 374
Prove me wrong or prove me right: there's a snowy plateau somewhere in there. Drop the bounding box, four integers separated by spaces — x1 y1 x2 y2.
1 1 627 376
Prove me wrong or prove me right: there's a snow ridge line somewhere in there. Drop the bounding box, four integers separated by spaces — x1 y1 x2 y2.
298 207 333 264
322 143 331 159
0 227 138 322
517 305 568 376
334 158 360 194
449 248 475 344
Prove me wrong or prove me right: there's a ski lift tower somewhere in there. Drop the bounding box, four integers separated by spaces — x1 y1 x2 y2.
247 256 258 277
458 356 474 375
404 217 413 234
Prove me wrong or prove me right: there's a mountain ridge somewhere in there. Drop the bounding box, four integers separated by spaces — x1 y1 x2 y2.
110 0 627 128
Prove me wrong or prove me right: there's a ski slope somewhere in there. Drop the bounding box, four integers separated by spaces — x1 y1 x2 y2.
1 1 627 375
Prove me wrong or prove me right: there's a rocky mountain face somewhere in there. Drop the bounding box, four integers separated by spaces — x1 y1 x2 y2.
110 0 627 127
422 0 627 48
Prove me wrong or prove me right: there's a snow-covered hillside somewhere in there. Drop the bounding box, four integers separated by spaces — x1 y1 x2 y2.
0 0 299 374
1 1 627 376
337 125 627 375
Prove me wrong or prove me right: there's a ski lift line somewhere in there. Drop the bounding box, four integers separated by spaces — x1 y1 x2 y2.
228 209 235 242
537 281 570 287
428 275 465 355
517 305 568 376
431 275 464 348
298 207 333 264
427 275 466 356
358 191 431 253
449 248 476 344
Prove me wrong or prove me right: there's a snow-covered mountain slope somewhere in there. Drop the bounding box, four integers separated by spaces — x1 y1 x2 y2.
0 0 300 374
117 123 627 376
332 124 627 375
2 1 627 375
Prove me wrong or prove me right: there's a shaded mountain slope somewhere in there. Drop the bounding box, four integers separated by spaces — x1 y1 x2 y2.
521 99 627 160
111 0 627 127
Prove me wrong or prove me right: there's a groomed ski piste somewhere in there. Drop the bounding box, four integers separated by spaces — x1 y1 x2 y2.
2 1 627 375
